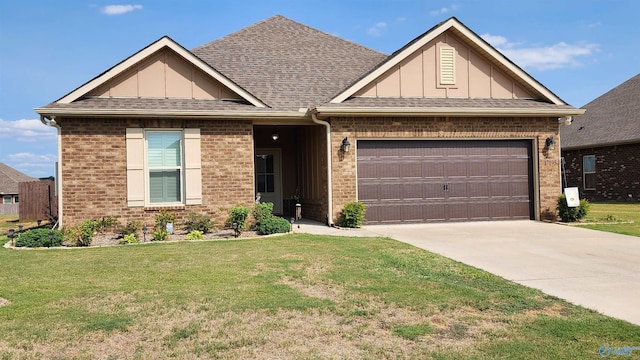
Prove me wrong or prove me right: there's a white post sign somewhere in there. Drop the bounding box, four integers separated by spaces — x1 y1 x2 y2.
564 187 580 207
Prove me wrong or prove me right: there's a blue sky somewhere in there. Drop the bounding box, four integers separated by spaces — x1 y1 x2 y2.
1 1 638 178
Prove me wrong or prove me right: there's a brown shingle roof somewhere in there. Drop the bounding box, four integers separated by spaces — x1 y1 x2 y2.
191 15 388 110
325 97 577 110
561 73 640 149
0 163 36 195
40 97 264 112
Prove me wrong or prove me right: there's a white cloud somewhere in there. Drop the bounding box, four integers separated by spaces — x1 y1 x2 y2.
480 33 599 71
5 153 57 178
0 119 57 142
430 4 459 16
367 22 388 37
7 152 57 165
101 4 143 15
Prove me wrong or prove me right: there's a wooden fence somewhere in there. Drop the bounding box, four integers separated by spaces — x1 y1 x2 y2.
18 180 58 221
0 203 19 215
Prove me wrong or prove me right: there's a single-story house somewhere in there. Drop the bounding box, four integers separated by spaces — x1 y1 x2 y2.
35 16 584 227
561 73 640 201
0 162 36 215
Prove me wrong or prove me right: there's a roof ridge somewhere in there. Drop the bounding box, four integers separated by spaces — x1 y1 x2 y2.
192 14 385 57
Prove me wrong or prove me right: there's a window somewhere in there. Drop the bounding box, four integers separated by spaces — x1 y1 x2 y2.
125 128 201 207
14 195 18 203
147 131 182 204
583 155 596 190
2 196 11 204
255 154 275 193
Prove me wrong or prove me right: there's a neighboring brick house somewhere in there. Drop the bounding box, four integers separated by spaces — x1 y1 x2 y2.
35 16 583 227
0 163 36 215
561 74 640 201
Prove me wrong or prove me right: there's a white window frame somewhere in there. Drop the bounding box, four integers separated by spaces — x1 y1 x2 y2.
145 129 185 206
2 195 12 204
583 155 596 190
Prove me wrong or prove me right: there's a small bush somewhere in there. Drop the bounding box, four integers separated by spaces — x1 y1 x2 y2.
61 225 79 246
183 212 212 234
557 194 590 222
118 221 141 239
119 233 139 245
257 217 291 235
97 216 118 231
225 206 250 232
253 202 274 227
78 219 100 247
185 230 204 240
152 229 169 241
155 209 176 233
15 228 63 248
339 201 367 228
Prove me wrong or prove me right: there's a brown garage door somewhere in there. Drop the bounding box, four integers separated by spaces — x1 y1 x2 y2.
357 140 534 224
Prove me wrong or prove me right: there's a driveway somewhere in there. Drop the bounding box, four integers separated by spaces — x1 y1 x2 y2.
366 221 640 326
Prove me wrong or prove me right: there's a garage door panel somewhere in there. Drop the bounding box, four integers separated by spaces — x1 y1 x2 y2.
423 162 445 178
423 182 446 200
400 162 422 178
358 184 379 200
357 140 533 224
424 203 446 222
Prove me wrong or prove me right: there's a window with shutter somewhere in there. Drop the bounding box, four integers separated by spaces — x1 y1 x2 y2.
126 128 201 207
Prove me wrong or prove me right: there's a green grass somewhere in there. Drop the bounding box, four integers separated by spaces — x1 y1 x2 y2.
577 202 640 236
0 234 638 359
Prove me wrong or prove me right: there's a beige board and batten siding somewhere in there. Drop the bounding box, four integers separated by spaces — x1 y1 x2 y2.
355 31 534 99
89 48 242 100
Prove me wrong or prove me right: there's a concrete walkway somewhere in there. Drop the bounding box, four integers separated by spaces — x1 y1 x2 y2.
294 219 640 325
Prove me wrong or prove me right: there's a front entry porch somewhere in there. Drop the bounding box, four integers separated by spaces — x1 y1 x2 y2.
253 125 328 223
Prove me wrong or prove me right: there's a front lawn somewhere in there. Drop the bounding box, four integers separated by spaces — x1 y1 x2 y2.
1 235 638 359
577 202 640 237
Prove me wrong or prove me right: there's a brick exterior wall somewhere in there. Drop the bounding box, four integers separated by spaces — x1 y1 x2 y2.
562 142 640 202
330 116 562 223
58 117 255 227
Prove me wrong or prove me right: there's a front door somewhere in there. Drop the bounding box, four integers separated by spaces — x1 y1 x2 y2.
255 148 283 214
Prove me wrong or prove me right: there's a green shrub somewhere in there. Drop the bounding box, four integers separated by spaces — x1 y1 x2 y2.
185 230 204 240
339 201 367 228
253 202 274 227
152 229 169 241
78 219 100 247
155 209 176 233
97 216 118 231
257 216 291 235
557 194 590 222
15 228 63 248
118 221 141 239
119 233 139 245
62 226 82 247
225 206 250 232
183 212 212 234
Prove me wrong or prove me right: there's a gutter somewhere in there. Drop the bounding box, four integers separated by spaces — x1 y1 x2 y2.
39 115 62 229
310 112 334 226
314 106 586 117
34 107 309 120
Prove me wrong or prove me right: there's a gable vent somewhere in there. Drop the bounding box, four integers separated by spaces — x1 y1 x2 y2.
439 47 456 85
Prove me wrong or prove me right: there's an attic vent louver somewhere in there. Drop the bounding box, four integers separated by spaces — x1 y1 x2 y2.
439 47 456 85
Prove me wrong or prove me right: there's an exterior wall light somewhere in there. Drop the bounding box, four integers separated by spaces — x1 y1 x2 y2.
545 136 556 150
271 128 279 141
341 137 351 153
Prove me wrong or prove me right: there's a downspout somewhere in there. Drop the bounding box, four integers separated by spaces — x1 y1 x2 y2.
311 112 334 226
40 115 62 229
